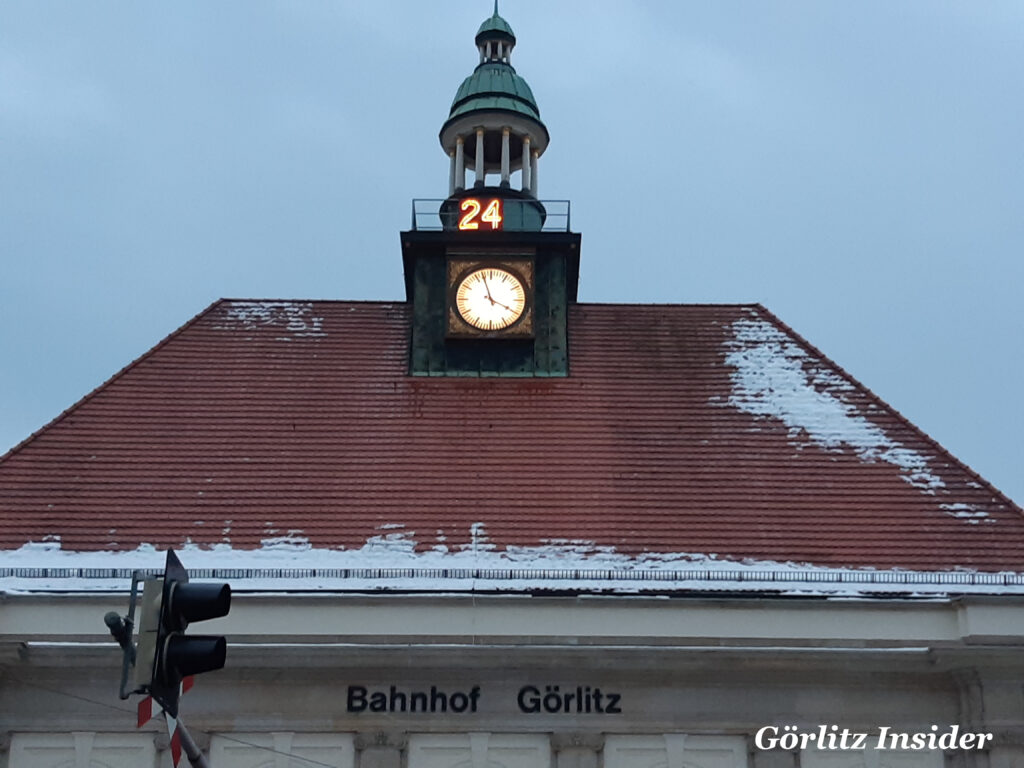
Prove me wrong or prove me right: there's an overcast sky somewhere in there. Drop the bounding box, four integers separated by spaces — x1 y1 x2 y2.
2 1 1022 505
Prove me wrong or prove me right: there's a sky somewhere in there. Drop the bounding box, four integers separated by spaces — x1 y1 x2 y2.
1 1 1022 505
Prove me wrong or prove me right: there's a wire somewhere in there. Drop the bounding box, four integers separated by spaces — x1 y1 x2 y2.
7 675 345 768
208 732 345 768
7 675 137 716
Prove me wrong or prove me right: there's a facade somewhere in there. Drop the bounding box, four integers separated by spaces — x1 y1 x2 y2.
2 8 1024 768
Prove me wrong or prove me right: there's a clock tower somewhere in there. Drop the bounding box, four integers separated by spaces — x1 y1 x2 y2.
402 3 581 376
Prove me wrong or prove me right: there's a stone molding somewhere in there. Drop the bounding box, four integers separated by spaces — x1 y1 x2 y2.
355 731 410 751
550 733 605 751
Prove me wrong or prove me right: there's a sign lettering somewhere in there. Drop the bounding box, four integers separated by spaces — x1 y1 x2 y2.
345 684 623 715
347 685 480 713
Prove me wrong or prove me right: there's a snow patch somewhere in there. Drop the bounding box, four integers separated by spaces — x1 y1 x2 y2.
216 301 326 340
260 533 312 550
940 503 991 525
462 522 495 554
723 318 944 492
364 529 417 557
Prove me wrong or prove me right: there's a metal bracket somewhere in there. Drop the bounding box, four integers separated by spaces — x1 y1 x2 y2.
106 569 154 700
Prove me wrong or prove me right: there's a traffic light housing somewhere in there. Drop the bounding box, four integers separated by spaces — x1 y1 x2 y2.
134 549 231 716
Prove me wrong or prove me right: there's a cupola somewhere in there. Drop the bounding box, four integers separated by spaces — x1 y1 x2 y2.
440 2 550 197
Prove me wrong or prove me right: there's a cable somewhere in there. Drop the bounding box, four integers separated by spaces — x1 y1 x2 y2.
7 675 137 717
208 731 345 768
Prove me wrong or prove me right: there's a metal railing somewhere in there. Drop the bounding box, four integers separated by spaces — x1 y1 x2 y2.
411 198 571 233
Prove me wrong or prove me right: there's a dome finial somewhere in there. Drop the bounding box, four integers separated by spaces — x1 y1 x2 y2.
494 0 499 16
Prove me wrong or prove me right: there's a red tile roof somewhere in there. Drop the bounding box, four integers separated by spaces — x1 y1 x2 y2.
0 299 1020 571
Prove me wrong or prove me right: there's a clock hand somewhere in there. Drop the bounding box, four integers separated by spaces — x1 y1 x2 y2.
482 275 496 304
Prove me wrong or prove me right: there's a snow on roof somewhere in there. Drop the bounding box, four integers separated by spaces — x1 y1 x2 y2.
4 530 1023 597
724 318 946 493
214 300 327 341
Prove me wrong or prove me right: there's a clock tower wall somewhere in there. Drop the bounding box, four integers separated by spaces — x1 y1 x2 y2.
402 231 579 377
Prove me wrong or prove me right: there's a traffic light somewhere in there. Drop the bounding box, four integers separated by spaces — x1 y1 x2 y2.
134 549 231 716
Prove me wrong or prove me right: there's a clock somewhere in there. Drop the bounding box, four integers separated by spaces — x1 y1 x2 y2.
447 257 534 338
456 267 526 330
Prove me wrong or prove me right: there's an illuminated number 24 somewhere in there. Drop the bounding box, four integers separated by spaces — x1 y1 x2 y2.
459 198 503 231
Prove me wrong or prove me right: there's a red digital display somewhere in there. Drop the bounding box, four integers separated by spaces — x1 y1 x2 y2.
458 198 503 231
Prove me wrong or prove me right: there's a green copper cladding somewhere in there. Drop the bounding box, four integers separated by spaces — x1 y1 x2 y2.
401 231 579 377
448 62 542 123
475 10 515 44
441 4 548 145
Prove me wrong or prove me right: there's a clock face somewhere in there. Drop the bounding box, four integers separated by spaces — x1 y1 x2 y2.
455 267 527 331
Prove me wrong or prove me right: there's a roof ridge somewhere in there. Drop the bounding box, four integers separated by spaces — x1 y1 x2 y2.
752 304 1023 517
218 297 404 305
575 302 762 308
212 299 765 309
0 299 225 467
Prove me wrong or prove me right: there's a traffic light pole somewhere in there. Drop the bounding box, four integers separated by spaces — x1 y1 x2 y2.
177 719 210 768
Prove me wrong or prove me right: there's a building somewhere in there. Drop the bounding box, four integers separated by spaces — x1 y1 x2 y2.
2 7 1024 768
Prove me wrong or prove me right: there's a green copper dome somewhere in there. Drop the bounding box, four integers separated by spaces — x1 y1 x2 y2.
475 10 515 44
447 61 541 123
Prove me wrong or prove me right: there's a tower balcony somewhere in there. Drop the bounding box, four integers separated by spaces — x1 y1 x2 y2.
410 196 570 233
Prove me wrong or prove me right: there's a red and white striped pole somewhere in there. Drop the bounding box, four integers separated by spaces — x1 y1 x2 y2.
137 677 196 727
163 711 208 768
137 677 205 767
165 712 183 767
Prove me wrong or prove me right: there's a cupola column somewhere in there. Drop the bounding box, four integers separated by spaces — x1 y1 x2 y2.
474 128 485 187
454 136 465 192
448 150 456 196
501 128 511 187
530 149 539 196
521 135 532 192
